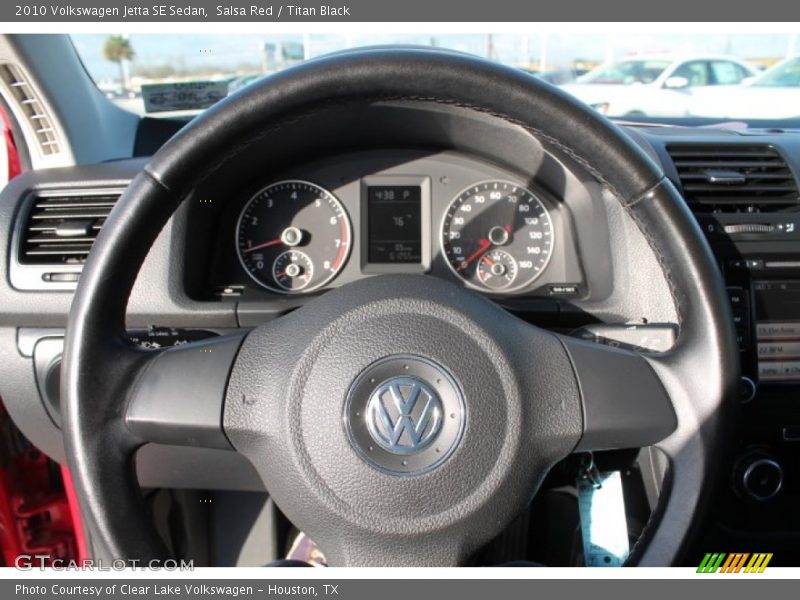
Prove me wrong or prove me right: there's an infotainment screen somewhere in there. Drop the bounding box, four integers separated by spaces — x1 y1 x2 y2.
753 280 800 382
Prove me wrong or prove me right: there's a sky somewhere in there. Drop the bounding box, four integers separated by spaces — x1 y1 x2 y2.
71 32 799 84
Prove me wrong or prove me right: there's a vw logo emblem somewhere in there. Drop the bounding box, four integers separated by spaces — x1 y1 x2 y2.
344 355 465 476
366 377 443 454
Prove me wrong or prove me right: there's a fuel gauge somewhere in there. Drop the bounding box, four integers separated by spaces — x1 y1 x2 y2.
476 249 518 290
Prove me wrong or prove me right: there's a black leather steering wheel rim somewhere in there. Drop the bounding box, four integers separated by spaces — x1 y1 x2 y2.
62 47 739 566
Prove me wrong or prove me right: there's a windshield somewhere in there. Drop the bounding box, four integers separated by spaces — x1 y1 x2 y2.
753 57 800 87
70 33 800 122
577 60 671 85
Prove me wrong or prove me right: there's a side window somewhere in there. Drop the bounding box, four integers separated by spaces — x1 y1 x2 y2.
710 61 749 85
670 61 710 86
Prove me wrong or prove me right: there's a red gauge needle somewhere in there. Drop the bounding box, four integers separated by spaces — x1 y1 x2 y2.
243 238 282 253
458 238 491 271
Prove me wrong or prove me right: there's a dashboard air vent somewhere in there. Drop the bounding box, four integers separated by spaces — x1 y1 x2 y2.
666 144 799 212
18 192 120 265
0 63 61 156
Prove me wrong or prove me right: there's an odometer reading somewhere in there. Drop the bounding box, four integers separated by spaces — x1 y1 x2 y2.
441 180 554 292
236 180 351 294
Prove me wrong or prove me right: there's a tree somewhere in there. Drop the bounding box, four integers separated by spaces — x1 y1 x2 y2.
102 35 134 89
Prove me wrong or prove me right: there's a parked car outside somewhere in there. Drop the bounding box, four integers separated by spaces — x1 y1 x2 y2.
559 54 757 117
688 56 800 119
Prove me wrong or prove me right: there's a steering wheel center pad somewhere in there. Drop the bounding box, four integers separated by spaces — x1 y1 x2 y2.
224 274 581 565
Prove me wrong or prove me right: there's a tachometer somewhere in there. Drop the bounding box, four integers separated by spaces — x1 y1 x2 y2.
441 180 553 292
236 180 351 294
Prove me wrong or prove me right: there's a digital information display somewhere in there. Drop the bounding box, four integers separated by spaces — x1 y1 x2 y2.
366 185 422 264
754 280 800 382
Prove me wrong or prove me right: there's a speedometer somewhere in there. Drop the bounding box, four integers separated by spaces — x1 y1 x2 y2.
441 180 554 292
236 180 351 294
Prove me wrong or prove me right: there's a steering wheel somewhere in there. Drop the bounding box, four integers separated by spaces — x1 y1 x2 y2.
62 48 739 567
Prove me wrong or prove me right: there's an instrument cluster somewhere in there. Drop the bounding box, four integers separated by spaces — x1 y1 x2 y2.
227 154 582 299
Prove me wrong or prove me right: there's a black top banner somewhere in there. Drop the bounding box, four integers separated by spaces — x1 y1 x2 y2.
2 0 798 22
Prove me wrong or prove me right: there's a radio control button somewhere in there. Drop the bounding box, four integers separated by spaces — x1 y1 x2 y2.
732 309 748 327
727 287 748 308
734 452 783 502
738 377 757 403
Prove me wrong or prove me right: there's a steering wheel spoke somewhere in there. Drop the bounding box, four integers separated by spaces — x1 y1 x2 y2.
124 332 246 449
556 334 677 452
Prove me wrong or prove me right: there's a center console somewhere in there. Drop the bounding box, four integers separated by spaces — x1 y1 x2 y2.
645 134 800 562
694 209 800 562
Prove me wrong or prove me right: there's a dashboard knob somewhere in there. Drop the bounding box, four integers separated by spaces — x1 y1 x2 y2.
738 376 757 403
734 450 784 502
